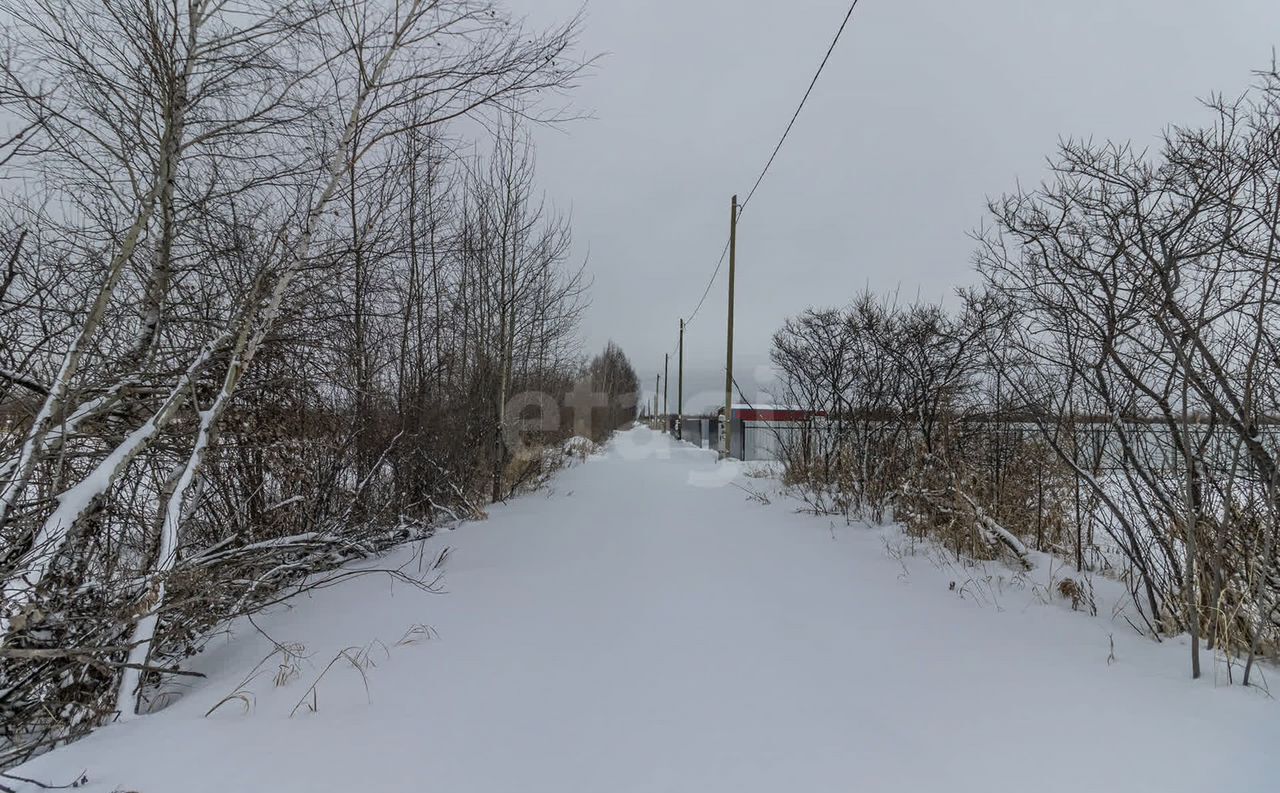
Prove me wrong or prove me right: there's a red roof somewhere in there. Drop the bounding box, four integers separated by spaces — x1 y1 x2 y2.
732 407 824 422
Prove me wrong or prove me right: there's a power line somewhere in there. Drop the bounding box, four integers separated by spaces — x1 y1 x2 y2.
684 237 731 328
740 0 861 214
664 327 681 365
672 0 863 347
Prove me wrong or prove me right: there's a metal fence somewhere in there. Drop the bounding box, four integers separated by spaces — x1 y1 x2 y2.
664 415 800 461
729 416 1280 474
668 415 721 451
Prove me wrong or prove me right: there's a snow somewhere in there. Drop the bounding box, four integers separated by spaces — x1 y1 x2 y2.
562 435 599 457
11 426 1278 792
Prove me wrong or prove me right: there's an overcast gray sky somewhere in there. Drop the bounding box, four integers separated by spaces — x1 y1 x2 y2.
512 0 1279 408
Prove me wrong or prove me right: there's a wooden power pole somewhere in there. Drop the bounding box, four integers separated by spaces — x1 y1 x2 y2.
677 319 684 440
723 194 738 458
663 353 669 419
654 374 660 422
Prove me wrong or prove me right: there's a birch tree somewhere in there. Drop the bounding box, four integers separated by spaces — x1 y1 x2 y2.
0 0 589 760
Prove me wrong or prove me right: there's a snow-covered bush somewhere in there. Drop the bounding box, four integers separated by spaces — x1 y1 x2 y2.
0 0 588 768
771 67 1280 682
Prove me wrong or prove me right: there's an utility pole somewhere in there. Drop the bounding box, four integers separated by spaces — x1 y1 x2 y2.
723 194 738 459
677 318 685 440
654 374 660 424
663 353 669 419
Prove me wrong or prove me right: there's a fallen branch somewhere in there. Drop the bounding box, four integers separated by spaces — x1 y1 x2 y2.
0 647 206 678
959 491 1031 568
0 768 87 793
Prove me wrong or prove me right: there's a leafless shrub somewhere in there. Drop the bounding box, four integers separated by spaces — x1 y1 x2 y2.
0 0 597 765
773 66 1280 682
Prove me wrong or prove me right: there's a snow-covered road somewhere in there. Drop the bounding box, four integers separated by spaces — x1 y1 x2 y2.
14 427 1279 792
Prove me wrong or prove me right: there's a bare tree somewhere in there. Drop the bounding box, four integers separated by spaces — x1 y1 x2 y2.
0 0 592 762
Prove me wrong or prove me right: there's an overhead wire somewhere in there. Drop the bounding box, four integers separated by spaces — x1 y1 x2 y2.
739 0 862 214
660 0 863 397
684 238 731 328
677 0 862 330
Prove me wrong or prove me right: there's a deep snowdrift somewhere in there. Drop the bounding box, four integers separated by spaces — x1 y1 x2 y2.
11 426 1278 792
